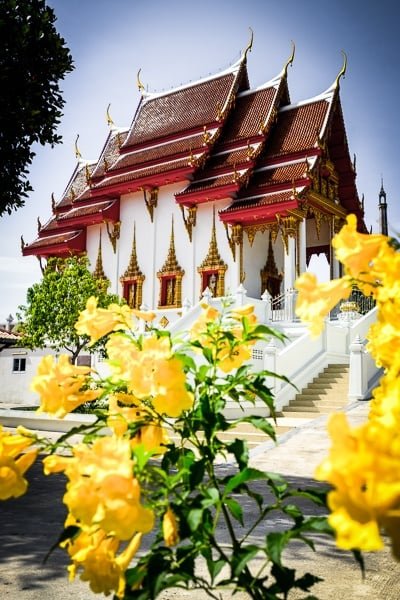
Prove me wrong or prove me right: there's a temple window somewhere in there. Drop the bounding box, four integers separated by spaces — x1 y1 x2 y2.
157 217 184 308
120 223 145 309
197 208 227 298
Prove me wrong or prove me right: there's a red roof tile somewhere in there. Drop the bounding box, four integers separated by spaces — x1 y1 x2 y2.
221 87 278 144
57 163 94 209
91 130 128 178
24 230 84 250
123 72 237 147
112 133 206 172
58 200 116 221
238 161 310 195
222 190 297 213
266 100 329 158
93 156 194 190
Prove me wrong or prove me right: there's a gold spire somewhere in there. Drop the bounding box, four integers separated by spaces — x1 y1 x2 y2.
199 207 225 269
243 27 254 62
283 40 295 77
106 103 114 128
160 216 183 273
122 223 143 278
74 134 82 160
93 231 109 283
137 68 145 93
334 50 347 89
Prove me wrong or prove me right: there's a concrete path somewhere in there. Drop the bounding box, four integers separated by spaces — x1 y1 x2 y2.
1 401 399 599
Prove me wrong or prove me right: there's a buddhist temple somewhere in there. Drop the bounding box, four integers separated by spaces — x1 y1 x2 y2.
22 41 366 314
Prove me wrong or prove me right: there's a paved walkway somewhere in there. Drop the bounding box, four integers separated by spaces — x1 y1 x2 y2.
1 401 399 599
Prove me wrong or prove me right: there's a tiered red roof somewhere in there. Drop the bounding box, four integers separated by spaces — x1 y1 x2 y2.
22 50 366 258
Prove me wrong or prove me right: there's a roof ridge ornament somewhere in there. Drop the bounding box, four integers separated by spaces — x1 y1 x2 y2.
283 40 295 78
137 68 146 94
106 103 114 128
334 50 347 89
243 27 254 63
74 134 82 161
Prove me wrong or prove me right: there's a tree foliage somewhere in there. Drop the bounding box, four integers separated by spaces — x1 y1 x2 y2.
17 256 122 362
0 0 73 215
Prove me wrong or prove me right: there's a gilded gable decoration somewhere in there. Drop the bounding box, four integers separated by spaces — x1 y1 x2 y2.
120 223 145 309
261 233 283 298
105 220 121 253
37 217 42 234
51 192 56 213
157 217 184 308
198 208 227 297
180 205 197 242
276 214 299 254
93 230 109 287
141 187 158 222
244 222 279 247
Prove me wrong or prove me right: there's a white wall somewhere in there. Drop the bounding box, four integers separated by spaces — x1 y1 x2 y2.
0 347 57 405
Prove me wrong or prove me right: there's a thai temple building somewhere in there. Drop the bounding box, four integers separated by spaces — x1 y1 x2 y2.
21 39 379 413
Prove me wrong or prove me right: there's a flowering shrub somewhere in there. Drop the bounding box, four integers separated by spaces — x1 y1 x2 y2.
296 214 400 558
0 300 331 599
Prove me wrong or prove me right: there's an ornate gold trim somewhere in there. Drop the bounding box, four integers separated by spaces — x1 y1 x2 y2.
276 214 300 254
197 208 227 297
261 233 283 297
244 222 279 247
141 187 158 222
93 230 109 287
157 217 184 308
105 220 121 253
120 223 145 309
180 205 197 242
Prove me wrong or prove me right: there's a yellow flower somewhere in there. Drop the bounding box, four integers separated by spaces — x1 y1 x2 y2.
131 308 156 322
316 413 400 553
64 524 142 598
106 334 193 417
107 395 169 453
0 426 37 500
162 507 179 547
369 373 400 429
295 273 352 337
217 339 252 373
190 304 220 348
31 355 101 418
44 436 154 540
75 296 133 344
332 214 388 278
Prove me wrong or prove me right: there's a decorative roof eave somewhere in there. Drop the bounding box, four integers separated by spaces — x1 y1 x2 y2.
219 193 302 225
119 124 221 156
56 199 120 228
175 181 242 206
88 165 197 199
22 230 87 258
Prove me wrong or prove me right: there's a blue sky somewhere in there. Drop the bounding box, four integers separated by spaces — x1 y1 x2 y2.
0 0 398 323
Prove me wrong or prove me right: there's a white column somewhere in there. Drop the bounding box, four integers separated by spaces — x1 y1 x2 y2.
283 235 296 292
261 289 272 323
348 335 367 401
298 219 307 277
235 283 247 307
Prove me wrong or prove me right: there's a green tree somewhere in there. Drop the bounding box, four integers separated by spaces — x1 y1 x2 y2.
17 256 123 363
0 0 73 215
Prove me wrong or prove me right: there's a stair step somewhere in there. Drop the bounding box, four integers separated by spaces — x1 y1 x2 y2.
283 405 341 414
307 382 348 390
291 397 347 406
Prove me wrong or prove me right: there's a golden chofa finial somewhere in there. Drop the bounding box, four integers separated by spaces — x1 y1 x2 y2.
106 103 114 128
283 40 295 77
243 27 254 62
334 50 347 89
74 134 82 160
137 68 145 93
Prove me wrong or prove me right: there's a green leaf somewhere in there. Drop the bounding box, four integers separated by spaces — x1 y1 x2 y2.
187 508 203 531
234 416 276 441
226 438 249 470
189 458 206 489
283 503 303 521
224 497 244 525
223 467 268 497
201 487 220 508
231 545 259 577
266 531 290 565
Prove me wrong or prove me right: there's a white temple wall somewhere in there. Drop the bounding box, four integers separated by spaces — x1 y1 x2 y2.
243 229 268 298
